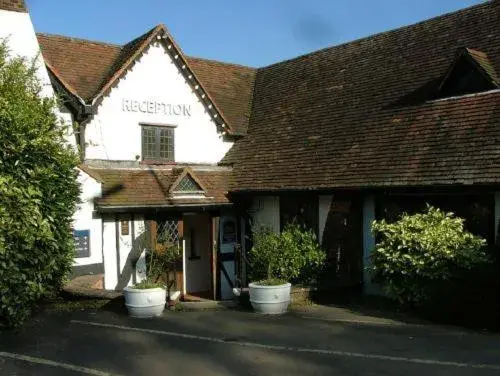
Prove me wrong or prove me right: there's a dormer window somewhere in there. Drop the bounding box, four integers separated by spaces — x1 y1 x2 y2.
437 48 499 99
170 168 207 199
141 124 175 162
176 175 203 193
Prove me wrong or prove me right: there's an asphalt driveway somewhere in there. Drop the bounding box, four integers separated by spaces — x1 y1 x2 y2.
1 305 500 375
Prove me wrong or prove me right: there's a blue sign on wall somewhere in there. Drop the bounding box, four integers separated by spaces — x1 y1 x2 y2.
73 229 90 258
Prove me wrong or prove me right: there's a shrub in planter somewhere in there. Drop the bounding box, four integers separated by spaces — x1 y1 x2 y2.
368 205 490 307
124 244 181 318
0 42 80 327
248 224 326 314
146 243 182 298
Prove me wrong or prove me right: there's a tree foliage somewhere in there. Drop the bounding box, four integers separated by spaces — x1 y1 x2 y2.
368 205 489 306
0 42 80 327
249 224 326 285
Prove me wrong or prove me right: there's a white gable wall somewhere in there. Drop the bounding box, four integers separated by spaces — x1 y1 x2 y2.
85 42 232 164
0 9 78 149
73 169 102 267
0 9 53 98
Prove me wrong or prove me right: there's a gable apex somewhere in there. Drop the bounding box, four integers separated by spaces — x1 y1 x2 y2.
38 24 238 136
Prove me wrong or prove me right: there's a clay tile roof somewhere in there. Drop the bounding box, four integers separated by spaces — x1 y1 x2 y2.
85 166 232 209
464 48 500 86
36 33 121 101
186 57 256 135
36 27 256 134
0 0 27 13
227 1 500 190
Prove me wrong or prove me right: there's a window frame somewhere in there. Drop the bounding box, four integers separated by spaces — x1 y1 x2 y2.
141 123 176 163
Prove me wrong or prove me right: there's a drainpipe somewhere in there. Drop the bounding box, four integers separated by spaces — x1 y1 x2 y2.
76 104 94 161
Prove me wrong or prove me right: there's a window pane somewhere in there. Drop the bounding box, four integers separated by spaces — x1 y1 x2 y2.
142 126 174 161
177 175 202 191
142 127 157 159
159 127 174 161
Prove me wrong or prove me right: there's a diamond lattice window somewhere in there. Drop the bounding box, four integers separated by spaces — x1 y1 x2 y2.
176 175 203 192
157 220 180 245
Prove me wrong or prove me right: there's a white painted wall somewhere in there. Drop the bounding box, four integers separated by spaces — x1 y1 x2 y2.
73 169 102 267
184 213 211 294
102 216 117 289
102 215 146 290
249 196 280 233
318 195 333 243
84 42 232 164
0 9 52 98
0 9 77 149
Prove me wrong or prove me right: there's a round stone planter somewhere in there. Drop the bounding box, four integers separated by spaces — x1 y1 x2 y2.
249 282 291 314
123 286 167 318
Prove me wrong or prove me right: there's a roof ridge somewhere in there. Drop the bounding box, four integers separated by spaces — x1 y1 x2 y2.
121 24 162 48
36 1 495 72
36 32 122 48
187 56 256 70
260 1 494 70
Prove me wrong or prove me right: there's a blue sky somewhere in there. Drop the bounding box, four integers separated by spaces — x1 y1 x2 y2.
27 0 484 67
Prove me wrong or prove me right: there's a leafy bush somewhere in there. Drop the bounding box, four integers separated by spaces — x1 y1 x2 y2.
133 244 181 292
249 224 326 285
0 42 80 327
368 205 489 306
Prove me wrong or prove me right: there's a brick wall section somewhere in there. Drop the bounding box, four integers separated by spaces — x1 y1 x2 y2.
0 0 26 12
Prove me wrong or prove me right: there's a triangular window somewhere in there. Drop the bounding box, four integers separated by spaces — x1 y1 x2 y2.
176 175 203 192
437 48 499 99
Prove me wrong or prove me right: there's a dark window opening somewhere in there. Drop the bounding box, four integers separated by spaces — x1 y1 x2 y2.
438 56 497 99
142 125 174 162
280 193 319 236
189 227 200 260
73 229 90 258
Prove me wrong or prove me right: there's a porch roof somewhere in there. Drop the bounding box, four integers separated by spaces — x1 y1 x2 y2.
84 164 232 210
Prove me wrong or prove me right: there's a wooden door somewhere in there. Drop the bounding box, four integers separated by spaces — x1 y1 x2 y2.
322 198 363 289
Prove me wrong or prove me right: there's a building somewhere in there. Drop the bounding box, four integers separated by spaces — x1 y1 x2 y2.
1 0 500 299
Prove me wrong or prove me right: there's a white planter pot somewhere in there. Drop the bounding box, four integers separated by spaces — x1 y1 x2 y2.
123 286 167 318
249 282 291 315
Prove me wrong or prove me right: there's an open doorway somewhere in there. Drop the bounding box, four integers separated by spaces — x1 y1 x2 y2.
183 213 212 300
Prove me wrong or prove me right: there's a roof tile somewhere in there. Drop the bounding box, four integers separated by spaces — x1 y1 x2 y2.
85 166 231 208
227 1 500 190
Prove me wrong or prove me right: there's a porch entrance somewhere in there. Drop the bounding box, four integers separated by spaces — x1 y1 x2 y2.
183 213 212 299
149 211 237 301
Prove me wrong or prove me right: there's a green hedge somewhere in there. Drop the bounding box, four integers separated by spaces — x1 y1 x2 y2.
0 41 80 327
